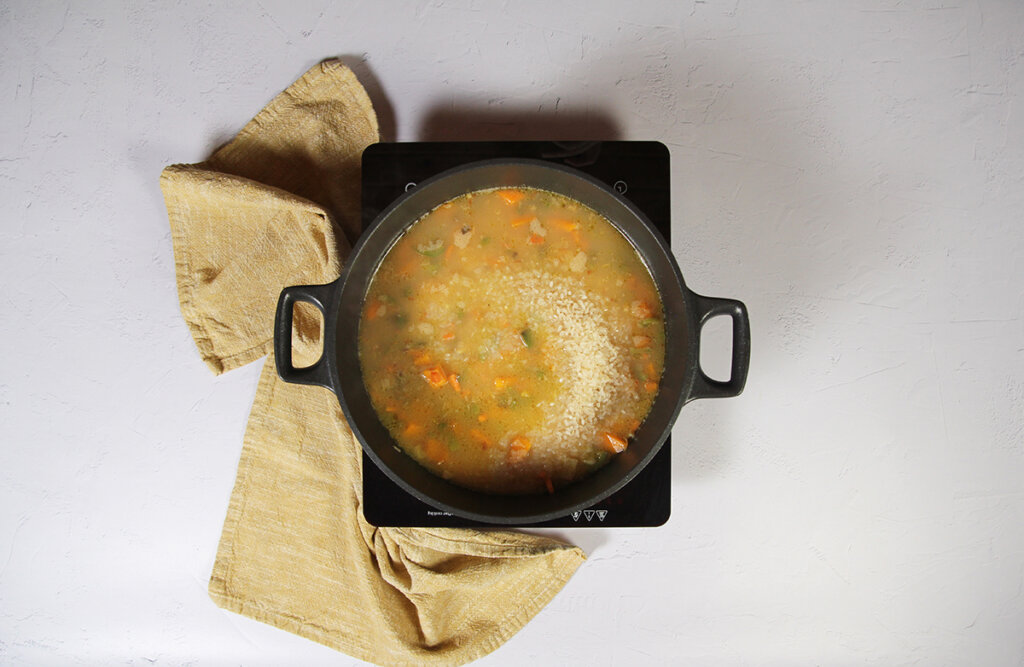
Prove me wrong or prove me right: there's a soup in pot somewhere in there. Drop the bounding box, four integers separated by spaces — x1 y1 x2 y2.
358 187 665 494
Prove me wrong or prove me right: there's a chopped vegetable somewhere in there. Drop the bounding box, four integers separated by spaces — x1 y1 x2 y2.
644 381 659 393
449 374 462 393
493 376 515 389
416 239 445 256
507 436 531 462
519 329 533 347
527 234 545 245
404 423 422 437
442 331 455 341
366 301 385 320
633 335 652 348
541 473 554 494
422 365 448 387
631 300 654 319
453 225 473 248
408 349 431 365
477 414 488 422
602 432 628 453
511 216 534 228
529 218 547 237
497 189 525 205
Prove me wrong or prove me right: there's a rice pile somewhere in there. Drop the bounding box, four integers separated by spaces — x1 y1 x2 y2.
500 269 632 444
426 267 638 464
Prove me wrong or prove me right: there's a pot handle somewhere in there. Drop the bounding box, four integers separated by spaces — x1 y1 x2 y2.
688 293 750 401
273 281 337 389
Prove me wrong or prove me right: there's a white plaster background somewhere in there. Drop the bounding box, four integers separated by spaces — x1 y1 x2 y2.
2 1 1022 665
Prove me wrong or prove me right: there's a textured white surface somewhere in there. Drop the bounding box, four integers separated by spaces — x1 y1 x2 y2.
2 1 1023 665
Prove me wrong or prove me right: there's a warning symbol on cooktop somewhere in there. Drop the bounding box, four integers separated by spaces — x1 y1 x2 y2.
571 509 608 521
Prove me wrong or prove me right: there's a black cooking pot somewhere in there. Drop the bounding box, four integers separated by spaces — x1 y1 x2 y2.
273 158 750 524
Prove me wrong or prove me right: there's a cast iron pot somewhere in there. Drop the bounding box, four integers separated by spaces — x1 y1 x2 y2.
273 158 750 524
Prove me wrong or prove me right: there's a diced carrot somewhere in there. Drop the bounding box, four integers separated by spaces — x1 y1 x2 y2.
404 423 422 437
423 438 448 464
633 335 652 348
602 432 628 454
449 374 462 393
645 362 656 376
421 365 448 388
510 215 533 228
644 381 659 393
384 404 398 413
493 376 515 389
552 218 579 232
477 414 488 422
497 189 525 205
366 301 384 320
507 436 531 462
631 300 654 319
442 331 455 341
527 234 545 245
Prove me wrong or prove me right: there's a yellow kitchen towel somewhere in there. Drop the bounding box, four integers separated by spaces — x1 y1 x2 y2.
159 60 585 666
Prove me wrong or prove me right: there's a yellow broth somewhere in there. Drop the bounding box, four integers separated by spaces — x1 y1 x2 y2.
358 187 666 494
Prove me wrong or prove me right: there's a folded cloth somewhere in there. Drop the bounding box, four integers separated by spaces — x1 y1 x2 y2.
159 60 585 666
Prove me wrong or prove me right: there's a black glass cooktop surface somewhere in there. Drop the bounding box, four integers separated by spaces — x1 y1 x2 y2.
360 141 671 527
